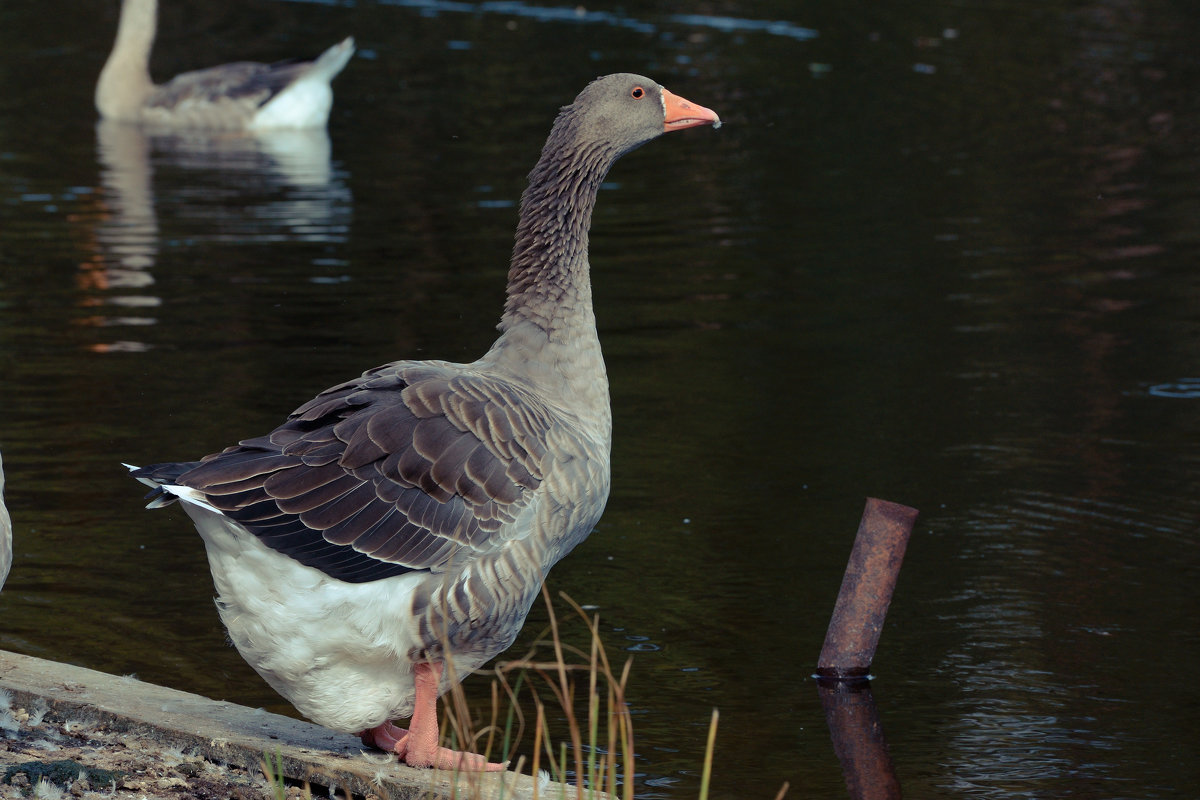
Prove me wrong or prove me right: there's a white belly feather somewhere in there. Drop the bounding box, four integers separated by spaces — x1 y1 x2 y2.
173 487 454 732
250 79 334 131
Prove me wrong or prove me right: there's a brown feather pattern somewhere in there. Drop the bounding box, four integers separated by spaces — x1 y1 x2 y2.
144 364 557 582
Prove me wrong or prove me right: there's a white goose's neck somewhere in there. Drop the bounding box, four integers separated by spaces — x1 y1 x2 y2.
96 0 158 119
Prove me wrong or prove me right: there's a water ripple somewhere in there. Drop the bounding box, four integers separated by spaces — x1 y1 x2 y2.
362 0 817 40
1147 378 1200 398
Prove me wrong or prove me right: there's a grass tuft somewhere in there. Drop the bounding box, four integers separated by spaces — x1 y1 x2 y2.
436 588 740 800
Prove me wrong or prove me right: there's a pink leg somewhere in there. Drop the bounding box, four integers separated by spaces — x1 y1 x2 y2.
360 719 408 752
359 662 506 772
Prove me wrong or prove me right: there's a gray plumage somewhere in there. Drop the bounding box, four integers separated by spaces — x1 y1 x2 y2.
129 73 720 768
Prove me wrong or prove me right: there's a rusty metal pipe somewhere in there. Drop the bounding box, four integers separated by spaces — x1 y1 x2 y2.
816 498 918 680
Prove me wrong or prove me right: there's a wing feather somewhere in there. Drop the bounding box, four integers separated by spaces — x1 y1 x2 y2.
145 363 557 582
147 58 315 113
297 480 378 530
323 498 394 545
263 461 344 501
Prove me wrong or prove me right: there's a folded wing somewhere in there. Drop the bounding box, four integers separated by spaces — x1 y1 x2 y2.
139 363 555 583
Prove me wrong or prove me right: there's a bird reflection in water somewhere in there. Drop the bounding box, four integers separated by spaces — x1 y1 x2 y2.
78 121 352 353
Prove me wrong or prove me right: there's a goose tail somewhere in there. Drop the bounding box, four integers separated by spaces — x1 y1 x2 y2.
309 36 355 82
123 461 211 510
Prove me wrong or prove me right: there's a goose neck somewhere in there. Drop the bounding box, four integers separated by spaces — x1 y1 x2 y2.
96 0 157 118
499 119 618 341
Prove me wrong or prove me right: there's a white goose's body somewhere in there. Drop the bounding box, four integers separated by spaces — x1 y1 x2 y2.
97 0 353 130
130 74 719 770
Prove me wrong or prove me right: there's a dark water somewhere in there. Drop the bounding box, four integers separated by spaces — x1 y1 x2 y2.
3 1 1200 797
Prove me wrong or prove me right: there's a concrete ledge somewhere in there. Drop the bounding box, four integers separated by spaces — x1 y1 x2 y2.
0 649 571 799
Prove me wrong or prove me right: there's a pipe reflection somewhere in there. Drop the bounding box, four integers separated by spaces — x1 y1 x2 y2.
816 678 902 800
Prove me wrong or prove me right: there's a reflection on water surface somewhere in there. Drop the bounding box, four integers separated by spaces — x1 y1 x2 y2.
2 1 1200 798
81 121 352 352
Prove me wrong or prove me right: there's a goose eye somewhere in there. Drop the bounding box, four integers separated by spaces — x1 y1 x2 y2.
630 86 645 99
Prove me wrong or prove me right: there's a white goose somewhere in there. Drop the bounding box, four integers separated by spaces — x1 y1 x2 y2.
129 74 720 770
96 0 353 130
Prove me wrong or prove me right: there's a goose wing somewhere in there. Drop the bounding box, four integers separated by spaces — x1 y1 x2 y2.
137 363 555 583
147 58 314 112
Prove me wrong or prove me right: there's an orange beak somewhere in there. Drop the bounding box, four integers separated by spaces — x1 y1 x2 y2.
661 88 722 132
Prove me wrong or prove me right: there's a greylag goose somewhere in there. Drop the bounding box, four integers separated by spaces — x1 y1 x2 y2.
128 74 720 771
96 0 353 130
